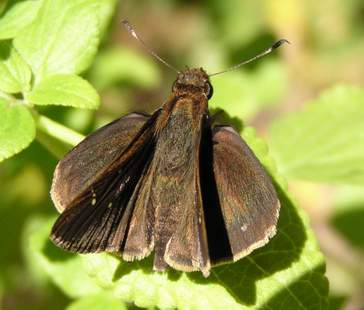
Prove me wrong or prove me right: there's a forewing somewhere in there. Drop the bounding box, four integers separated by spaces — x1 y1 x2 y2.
212 125 280 262
50 112 159 254
121 159 156 261
51 113 149 212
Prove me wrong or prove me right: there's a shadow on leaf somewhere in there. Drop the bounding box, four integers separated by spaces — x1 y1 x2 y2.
0 40 12 59
110 180 307 308
331 206 364 251
210 107 244 133
42 239 76 262
328 295 347 310
186 181 307 306
259 263 328 309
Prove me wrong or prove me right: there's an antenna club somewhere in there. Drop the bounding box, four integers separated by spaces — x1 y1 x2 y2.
272 39 291 50
121 19 129 28
209 38 290 77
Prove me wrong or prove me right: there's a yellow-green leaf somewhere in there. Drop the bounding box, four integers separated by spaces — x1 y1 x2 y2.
14 0 100 79
269 85 364 184
0 99 35 162
0 0 41 40
28 74 100 109
0 42 31 93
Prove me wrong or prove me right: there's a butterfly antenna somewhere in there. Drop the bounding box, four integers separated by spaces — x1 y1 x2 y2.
209 39 290 77
122 20 180 74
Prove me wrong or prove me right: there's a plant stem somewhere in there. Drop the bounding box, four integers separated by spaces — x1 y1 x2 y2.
0 90 13 101
33 111 85 146
35 131 71 159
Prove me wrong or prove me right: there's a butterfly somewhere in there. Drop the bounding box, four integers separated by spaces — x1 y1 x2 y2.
50 21 287 277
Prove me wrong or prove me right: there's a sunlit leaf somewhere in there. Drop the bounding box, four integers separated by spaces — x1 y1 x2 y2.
67 293 127 310
0 99 35 162
24 216 101 298
269 85 364 184
0 0 41 40
0 42 31 93
14 0 100 80
97 0 119 39
28 74 100 109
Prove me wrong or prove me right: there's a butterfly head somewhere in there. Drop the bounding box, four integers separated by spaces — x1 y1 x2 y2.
173 67 213 99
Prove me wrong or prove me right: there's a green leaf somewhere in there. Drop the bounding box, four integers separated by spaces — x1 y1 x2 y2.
207 0 265 48
13 0 100 79
23 216 102 298
67 293 127 310
209 60 287 122
0 0 42 40
0 99 35 161
28 74 100 109
0 0 8 15
89 46 161 90
25 126 328 309
331 185 364 251
97 0 119 39
0 42 31 93
269 85 364 184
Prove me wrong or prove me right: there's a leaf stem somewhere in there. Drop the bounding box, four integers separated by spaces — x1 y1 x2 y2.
33 111 85 146
0 90 12 101
35 131 71 159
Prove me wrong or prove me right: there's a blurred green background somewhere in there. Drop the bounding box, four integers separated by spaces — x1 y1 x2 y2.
1 0 364 309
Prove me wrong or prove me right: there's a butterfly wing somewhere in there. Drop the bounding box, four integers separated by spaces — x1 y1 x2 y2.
120 154 156 261
50 111 159 253
51 113 149 212
211 125 280 262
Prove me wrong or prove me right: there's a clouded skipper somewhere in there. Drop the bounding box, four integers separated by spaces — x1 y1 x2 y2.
50 21 288 277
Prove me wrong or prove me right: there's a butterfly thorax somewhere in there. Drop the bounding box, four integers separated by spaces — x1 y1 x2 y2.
155 68 210 135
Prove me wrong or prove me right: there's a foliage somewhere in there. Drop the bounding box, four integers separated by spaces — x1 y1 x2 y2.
0 99 35 161
209 60 287 122
1 0 364 309
269 85 364 185
23 132 328 309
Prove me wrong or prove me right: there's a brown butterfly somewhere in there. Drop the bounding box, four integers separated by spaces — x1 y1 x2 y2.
50 21 288 277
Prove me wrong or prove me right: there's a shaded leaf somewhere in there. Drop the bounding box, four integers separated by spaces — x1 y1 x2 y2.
331 185 364 251
328 295 347 310
28 74 100 109
0 0 8 15
0 42 31 93
269 85 364 184
209 61 287 122
0 0 41 40
207 0 265 48
14 0 100 79
0 99 35 162
26 126 328 309
89 46 161 90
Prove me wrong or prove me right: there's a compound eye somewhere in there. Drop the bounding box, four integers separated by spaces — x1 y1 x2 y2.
172 80 178 92
206 81 213 99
